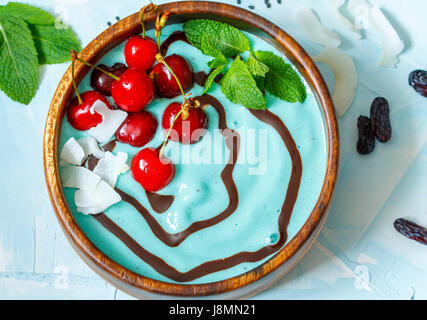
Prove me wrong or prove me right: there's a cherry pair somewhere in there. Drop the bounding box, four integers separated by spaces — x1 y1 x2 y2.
124 3 192 99
124 40 194 101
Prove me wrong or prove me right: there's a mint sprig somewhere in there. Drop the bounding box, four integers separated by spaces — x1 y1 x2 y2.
220 56 266 110
183 19 307 110
0 2 81 105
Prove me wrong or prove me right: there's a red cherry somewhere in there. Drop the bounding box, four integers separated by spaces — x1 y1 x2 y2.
115 111 158 147
162 102 208 144
111 68 155 112
150 54 193 98
90 63 127 96
131 148 175 192
67 91 111 131
124 36 158 72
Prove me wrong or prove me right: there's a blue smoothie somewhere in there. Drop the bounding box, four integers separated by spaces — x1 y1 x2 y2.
58 24 327 284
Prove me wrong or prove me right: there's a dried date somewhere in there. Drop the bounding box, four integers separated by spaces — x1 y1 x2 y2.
394 218 427 245
409 69 427 98
356 115 375 154
370 97 392 143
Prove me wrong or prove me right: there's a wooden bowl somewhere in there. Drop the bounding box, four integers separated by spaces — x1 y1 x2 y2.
44 1 339 299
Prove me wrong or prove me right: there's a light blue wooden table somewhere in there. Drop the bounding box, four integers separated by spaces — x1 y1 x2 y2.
1 0 426 299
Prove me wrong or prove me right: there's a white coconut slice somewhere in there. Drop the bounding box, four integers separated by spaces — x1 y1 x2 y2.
75 180 121 215
74 188 99 208
88 100 127 143
76 206 104 215
347 1 404 67
314 48 358 117
60 137 86 166
347 0 371 30
93 180 121 204
369 6 404 67
77 136 105 159
61 166 101 190
297 8 341 48
327 0 362 39
93 151 129 188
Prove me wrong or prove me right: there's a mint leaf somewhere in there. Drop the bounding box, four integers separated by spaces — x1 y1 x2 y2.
184 19 250 57
253 75 265 93
220 56 266 110
201 34 225 58
246 52 269 77
0 2 56 25
0 15 38 105
200 35 228 68
254 51 306 103
202 64 226 95
207 56 227 69
29 24 81 64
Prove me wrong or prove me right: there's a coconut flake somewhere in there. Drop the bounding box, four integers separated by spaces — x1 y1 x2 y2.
75 180 121 215
77 136 105 159
88 100 127 143
60 137 86 166
93 151 129 188
327 0 361 39
347 0 371 30
369 6 404 67
61 166 101 190
297 8 341 48
93 180 121 205
347 1 404 67
314 48 358 117
74 188 99 208
76 206 104 215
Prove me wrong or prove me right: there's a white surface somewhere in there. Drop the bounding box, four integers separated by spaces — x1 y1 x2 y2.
0 0 426 299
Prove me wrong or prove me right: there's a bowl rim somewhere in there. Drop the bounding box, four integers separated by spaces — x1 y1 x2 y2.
43 0 339 298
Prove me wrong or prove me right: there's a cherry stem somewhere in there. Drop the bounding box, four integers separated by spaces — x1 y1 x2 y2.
155 14 162 52
153 10 192 156
139 2 157 39
140 11 145 39
159 108 183 158
71 50 120 81
155 11 171 53
156 54 186 101
156 35 161 53
154 12 184 100
70 53 82 104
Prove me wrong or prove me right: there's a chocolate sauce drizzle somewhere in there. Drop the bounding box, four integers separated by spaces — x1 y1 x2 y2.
87 31 303 282
113 95 240 247
160 31 190 56
93 95 302 282
193 71 208 87
145 191 174 214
